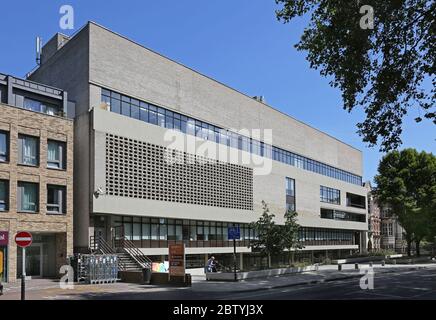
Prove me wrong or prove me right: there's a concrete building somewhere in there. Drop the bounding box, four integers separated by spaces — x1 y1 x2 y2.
29 22 368 268
0 73 74 282
364 182 381 251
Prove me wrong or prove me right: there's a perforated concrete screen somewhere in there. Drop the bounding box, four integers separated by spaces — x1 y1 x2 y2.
105 133 253 210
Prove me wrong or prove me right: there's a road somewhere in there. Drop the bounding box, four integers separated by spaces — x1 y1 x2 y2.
226 268 436 300
1 267 435 300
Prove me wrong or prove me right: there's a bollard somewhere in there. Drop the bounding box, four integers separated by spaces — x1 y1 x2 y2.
355 263 359 270
338 264 342 271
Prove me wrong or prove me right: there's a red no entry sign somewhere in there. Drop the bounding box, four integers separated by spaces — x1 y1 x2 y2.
15 232 33 248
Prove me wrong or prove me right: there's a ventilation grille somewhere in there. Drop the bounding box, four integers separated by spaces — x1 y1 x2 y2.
105 134 253 210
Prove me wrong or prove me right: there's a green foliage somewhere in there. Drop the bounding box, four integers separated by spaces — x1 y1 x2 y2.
282 209 304 264
374 148 436 255
275 0 435 152
249 201 285 267
249 201 303 267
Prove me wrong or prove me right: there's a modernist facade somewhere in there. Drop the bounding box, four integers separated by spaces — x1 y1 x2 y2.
29 22 368 267
0 73 74 282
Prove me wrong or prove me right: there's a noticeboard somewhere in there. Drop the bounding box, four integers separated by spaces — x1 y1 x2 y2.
169 244 185 277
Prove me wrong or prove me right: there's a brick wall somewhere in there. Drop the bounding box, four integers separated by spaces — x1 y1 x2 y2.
0 103 73 282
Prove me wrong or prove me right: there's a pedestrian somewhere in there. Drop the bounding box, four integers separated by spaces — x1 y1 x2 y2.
206 255 215 273
212 259 219 272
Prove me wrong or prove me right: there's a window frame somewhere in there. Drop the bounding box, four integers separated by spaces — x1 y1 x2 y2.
18 134 39 167
47 140 66 170
0 130 9 162
46 184 66 215
0 179 9 212
17 182 39 213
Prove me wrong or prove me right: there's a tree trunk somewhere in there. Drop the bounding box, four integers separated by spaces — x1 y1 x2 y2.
416 240 421 257
268 254 271 269
288 250 295 267
407 240 412 257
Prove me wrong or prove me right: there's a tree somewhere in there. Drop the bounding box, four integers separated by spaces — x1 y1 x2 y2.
282 209 304 265
275 0 435 152
374 148 436 256
249 201 284 268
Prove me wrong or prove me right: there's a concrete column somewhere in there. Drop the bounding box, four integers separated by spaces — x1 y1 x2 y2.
239 253 243 270
7 76 13 105
62 91 68 116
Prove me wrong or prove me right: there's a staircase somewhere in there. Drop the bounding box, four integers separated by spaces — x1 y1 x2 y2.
117 252 144 272
89 235 152 272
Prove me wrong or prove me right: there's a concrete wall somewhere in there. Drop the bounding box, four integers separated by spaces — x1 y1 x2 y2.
92 107 367 232
29 24 90 116
87 22 363 176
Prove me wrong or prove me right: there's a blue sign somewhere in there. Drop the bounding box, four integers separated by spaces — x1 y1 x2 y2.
228 226 240 240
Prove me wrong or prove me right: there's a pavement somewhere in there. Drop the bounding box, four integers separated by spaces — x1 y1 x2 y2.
0 263 435 300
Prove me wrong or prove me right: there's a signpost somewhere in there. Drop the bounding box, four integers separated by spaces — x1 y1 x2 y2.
169 244 185 281
228 225 240 281
15 232 32 301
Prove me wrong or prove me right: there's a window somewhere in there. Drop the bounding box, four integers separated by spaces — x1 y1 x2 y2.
47 185 66 214
320 208 366 222
24 98 59 116
286 177 296 212
0 131 8 162
320 186 341 205
17 182 38 213
0 180 8 211
346 193 366 209
47 140 66 169
18 134 39 166
382 222 393 236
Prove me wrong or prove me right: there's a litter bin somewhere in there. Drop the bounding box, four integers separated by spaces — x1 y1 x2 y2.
143 268 152 284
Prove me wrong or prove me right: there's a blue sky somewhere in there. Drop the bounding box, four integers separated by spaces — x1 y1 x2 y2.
0 0 434 182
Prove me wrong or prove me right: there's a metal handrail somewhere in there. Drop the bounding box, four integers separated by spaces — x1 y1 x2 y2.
119 237 152 269
111 225 152 269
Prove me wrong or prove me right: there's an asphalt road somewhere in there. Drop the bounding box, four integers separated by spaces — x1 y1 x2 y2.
1 268 435 300
225 268 436 300
55 268 436 300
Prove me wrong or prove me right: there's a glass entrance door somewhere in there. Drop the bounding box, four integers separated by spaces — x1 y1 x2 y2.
26 244 43 278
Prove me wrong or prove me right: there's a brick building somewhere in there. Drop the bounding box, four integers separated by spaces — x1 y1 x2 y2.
0 73 74 282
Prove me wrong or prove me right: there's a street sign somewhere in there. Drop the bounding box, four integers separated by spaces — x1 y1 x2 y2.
228 226 240 240
15 232 33 248
15 232 32 300
169 244 185 277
